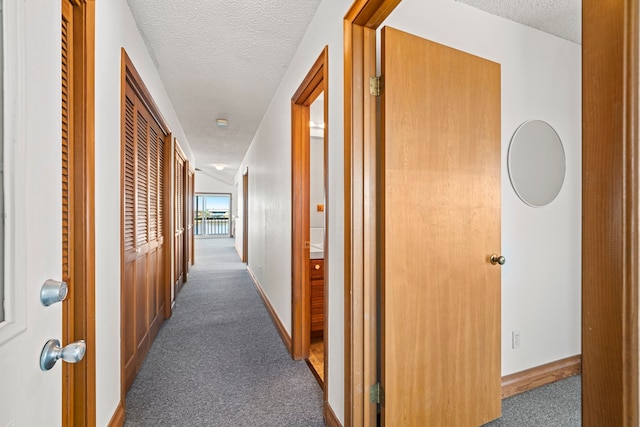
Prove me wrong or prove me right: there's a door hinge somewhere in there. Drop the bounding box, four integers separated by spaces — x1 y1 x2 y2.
370 76 382 97
370 382 384 405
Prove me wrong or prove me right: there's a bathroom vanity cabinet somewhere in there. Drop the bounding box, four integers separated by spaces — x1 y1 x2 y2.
310 258 324 336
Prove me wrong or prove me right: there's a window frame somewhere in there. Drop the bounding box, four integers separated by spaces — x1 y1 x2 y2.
0 0 27 345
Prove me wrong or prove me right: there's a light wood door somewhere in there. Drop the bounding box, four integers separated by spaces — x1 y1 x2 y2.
381 27 501 426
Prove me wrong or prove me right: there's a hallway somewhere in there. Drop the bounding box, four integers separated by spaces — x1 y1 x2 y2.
124 238 325 426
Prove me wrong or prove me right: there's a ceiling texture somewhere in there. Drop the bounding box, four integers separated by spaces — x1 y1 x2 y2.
126 0 581 185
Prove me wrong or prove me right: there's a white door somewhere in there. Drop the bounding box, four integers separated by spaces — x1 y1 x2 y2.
0 1 67 424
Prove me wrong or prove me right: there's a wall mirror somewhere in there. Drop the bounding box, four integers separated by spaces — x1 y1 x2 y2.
507 120 566 207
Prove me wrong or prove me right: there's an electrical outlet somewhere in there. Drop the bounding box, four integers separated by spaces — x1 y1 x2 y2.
512 330 521 349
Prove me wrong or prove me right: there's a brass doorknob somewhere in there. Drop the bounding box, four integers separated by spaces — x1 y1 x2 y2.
490 254 506 265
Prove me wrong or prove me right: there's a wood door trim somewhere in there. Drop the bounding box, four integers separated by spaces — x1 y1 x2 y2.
183 160 192 280
242 169 248 263
163 132 173 318
172 142 189 300
323 401 342 427
122 51 170 136
62 0 96 425
291 98 311 361
291 46 328 358
501 355 581 399
583 0 639 425
343 1 400 425
291 47 329 407
106 401 125 427
188 168 195 264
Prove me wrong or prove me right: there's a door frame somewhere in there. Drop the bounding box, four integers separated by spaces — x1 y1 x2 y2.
291 46 328 361
344 0 639 426
344 2 397 424
242 168 249 263
174 141 187 295
582 0 639 425
187 168 194 263
62 0 96 425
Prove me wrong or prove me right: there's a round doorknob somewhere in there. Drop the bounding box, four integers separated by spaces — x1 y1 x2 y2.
314 264 321 270
40 339 86 371
490 254 506 265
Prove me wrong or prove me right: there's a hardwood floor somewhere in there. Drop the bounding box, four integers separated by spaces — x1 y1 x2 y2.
306 336 324 386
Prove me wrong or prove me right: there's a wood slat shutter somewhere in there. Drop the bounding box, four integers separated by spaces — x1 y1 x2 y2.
176 156 184 232
158 134 165 239
136 111 149 248
149 126 159 242
123 93 136 251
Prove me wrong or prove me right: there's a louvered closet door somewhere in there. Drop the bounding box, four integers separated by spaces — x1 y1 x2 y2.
174 150 185 294
122 80 168 392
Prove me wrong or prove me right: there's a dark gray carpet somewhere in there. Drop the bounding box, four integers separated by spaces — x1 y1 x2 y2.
484 374 581 426
125 238 581 426
124 238 325 427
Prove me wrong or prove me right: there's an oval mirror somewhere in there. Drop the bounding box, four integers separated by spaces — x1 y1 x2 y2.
507 120 566 207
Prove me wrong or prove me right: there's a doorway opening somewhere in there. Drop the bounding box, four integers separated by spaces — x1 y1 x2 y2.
307 93 326 383
195 193 232 238
291 46 329 393
242 169 248 263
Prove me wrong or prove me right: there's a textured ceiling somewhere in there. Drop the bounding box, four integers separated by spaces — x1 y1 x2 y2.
126 0 579 185
457 0 581 44
126 0 322 184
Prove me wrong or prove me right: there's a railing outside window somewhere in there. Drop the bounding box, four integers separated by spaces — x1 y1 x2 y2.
194 193 231 237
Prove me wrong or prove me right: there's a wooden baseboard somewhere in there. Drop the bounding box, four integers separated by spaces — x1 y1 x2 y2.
247 267 292 354
324 401 342 427
502 354 581 399
107 400 125 427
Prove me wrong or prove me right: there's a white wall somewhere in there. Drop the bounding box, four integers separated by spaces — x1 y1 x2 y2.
95 0 195 424
195 170 237 217
235 0 348 421
382 0 582 376
309 136 325 230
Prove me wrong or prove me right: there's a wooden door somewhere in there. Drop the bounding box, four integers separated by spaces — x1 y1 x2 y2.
122 57 169 392
381 27 501 426
62 0 96 424
174 146 186 294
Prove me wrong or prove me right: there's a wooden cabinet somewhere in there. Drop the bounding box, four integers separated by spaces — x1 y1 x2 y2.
310 259 324 336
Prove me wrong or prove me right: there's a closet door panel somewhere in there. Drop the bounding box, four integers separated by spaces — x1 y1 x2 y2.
121 66 170 392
